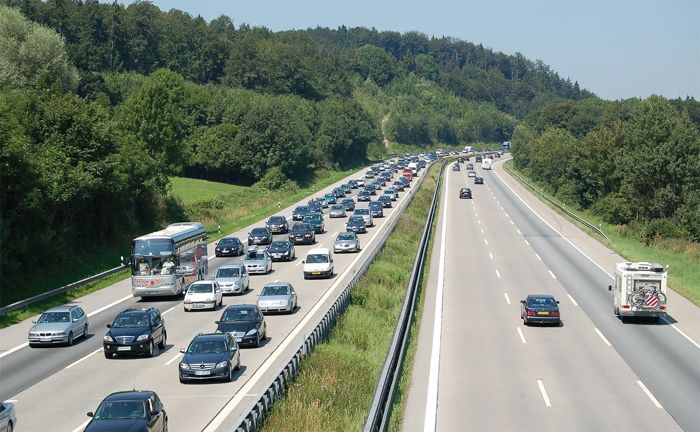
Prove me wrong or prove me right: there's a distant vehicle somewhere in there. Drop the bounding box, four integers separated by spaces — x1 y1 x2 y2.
609 262 667 322
355 178 365 187
341 198 356 211
474 176 484 185
467 163 474 170
184 281 223 312
393 180 405 191
334 232 361 253
85 390 166 432
463 145 473 153
104 308 166 359
288 222 316 245
267 240 296 262
475 155 483 163
364 171 375 179
303 212 325 234
348 180 359 189
247 227 272 246
502 141 511 150
215 236 244 257
131 222 208 297
266 215 289 234
383 188 398 201
407 162 418 175
324 193 337 204
303 248 334 279
0 401 16 432
292 205 311 221
309 201 323 213
468 171 476 178
215 264 249 294
482 158 493 170
357 190 371 201
178 333 240 383
459 188 472 199
452 164 461 171
378 195 392 208
216 304 267 347
353 208 374 227
402 170 413 181
329 204 346 218
28 305 88 347
364 185 377 195
257 282 297 314
346 215 367 234
369 201 384 218
241 248 272 274
521 294 560 326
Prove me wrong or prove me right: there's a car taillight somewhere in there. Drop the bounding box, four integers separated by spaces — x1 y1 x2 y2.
527 310 536 316
551 311 560 317
660 305 667 310
621 305 630 309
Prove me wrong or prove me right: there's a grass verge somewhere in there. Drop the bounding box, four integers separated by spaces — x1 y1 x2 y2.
504 161 700 306
259 161 441 432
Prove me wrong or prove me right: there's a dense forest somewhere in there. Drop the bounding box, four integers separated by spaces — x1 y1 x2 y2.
1 0 697 302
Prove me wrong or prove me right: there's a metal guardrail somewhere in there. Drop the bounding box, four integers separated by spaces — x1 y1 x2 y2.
0 264 128 315
226 161 440 432
504 163 609 241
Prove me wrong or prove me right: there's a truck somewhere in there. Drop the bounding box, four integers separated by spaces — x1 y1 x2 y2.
482 158 492 170
502 141 511 151
463 146 473 154
609 262 667 321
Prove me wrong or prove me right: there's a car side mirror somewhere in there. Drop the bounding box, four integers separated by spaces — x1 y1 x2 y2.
87 412 94 417
179 348 186 353
608 285 612 291
556 301 560 304
215 320 220 324
106 324 111 328
302 260 305 263
520 300 525 304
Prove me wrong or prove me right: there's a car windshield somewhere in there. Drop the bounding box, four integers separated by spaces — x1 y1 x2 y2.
292 224 311 232
251 228 267 236
38 312 70 323
307 254 329 264
528 297 558 308
245 251 265 260
338 233 355 241
342 200 354 204
294 206 309 213
221 308 255 322
355 209 369 215
188 284 213 294
187 339 227 354
112 314 149 328
94 401 146 420
269 217 285 224
331 205 344 210
304 214 321 222
261 285 290 296
349 216 364 224
216 267 240 278
270 241 288 249
370 202 382 209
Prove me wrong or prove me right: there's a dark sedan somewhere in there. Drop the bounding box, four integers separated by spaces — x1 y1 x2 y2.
266 215 289 234
292 205 311 221
364 185 377 195
303 212 325 234
179 333 241 382
474 176 484 185
393 180 405 191
268 240 296 262
341 198 356 211
248 227 272 246
521 294 561 325
103 308 166 358
85 391 167 432
459 187 472 199
357 190 371 202
346 215 367 234
215 236 244 257
369 201 384 218
216 304 267 347
452 164 461 171
289 222 316 245
378 195 392 208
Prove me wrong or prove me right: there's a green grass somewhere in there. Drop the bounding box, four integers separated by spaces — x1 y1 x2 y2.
259 160 443 432
170 177 243 205
505 161 700 306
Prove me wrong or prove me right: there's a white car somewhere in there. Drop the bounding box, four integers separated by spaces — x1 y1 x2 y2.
184 281 223 311
468 171 476 177
355 178 365 187
303 248 334 279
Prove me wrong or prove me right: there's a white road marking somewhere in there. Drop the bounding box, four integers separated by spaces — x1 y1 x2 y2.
87 294 133 318
65 347 102 370
477 220 481 225
332 232 338 237
594 328 612 346
295 259 304 266
164 352 183 366
537 379 552 407
500 206 504 210
484 239 488 245
548 270 557 279
71 419 91 432
516 327 527 344
637 380 663 408
489 252 494 260
161 304 178 316
567 294 579 306
4 400 17 403
662 319 700 350
535 253 542 261
496 270 501 278
524 239 530 246
480 229 485 234
504 293 511 304
510 220 514 225
517 229 522 234
423 167 449 432
0 342 28 359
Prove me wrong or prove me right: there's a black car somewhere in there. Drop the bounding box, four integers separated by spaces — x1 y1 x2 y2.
292 205 310 221
216 304 267 347
459 187 472 199
369 201 384 218
378 195 392 208
104 308 166 358
309 202 323 214
474 176 484 185
303 212 325 234
393 180 405 191
365 185 377 195
452 164 461 171
476 155 483 163
467 163 474 170
348 180 358 189
341 198 356 211
266 215 289 234
268 240 296 261
521 294 561 326
215 236 244 257
357 190 371 202
289 222 316 245
85 390 167 432
398 177 410 188
248 227 272 246
346 215 367 234
179 333 241 383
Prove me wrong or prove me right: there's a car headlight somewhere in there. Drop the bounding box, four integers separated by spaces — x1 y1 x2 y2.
103 334 113 342
305 234 311 237
216 361 229 369
136 334 149 341
184 299 192 304
283 251 289 255
56 331 67 336
179 362 190 370
245 329 258 336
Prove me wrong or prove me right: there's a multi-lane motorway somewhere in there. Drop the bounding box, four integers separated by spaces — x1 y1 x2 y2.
0 164 426 431
402 158 700 431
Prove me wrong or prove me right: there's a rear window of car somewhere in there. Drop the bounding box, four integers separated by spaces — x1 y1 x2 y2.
528 297 557 307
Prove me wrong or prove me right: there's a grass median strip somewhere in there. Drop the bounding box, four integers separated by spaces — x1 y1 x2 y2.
259 163 440 432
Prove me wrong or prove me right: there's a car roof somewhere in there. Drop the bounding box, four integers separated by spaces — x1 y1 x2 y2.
307 247 330 255
45 305 79 313
263 282 292 288
103 390 154 402
192 332 228 341
527 294 556 300
225 304 258 311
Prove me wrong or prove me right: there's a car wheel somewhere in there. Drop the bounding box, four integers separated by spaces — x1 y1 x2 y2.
179 376 186 384
163 418 168 432
66 331 74 346
159 332 167 350
184 307 189 312
235 357 241 371
227 365 235 382
104 351 112 359
147 340 155 357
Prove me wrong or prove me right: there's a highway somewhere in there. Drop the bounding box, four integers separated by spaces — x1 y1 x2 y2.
0 163 428 431
402 158 700 431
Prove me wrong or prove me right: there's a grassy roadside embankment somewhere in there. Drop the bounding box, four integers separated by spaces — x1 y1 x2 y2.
0 165 368 328
259 161 442 432
504 161 700 306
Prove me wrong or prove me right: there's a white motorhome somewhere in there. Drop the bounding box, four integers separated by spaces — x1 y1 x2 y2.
609 262 667 321
407 162 418 175
482 158 493 170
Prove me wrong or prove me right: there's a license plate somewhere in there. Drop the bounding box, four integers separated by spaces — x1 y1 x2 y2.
312 272 321 275
235 338 242 342
195 370 211 376
117 346 131 351
148 290 158 295
537 311 549 315
193 303 204 308
40 337 52 342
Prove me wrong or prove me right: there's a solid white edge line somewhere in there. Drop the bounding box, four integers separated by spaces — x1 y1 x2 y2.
423 166 448 432
65 348 102 370
161 304 178 316
548 270 557 279
204 176 419 432
164 352 183 366
594 328 612 346
504 293 511 304
516 327 526 344
537 379 552 407
87 294 134 318
0 342 29 359
637 380 663 408
524 239 530 246
662 319 700 350
489 252 494 260
496 270 501 279
567 294 579 306
535 253 542 261
517 229 522 234
71 419 91 432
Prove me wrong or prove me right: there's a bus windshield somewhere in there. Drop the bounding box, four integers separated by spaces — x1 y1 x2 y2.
133 239 173 256
132 256 176 276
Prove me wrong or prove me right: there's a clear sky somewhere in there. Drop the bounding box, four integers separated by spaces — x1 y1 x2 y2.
121 0 700 100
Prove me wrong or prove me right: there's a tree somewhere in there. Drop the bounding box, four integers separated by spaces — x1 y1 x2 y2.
355 44 396 87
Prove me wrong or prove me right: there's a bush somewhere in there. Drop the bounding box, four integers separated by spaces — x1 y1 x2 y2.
593 192 634 225
254 167 298 191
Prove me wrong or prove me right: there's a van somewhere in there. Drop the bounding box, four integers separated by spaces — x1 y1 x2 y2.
303 248 334 279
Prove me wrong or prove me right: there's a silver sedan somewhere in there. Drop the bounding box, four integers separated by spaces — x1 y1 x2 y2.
334 232 361 253
257 283 297 314
329 204 346 218
28 305 88 347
